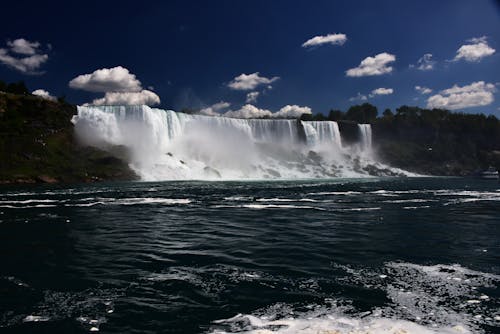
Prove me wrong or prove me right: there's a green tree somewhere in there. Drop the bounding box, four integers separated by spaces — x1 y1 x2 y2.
313 113 327 121
6 81 29 95
346 103 377 123
328 109 344 121
300 113 313 121
382 108 393 118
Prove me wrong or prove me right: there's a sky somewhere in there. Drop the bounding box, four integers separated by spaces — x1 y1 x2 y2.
0 0 499 117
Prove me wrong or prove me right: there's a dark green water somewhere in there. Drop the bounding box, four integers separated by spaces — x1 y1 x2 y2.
0 178 499 333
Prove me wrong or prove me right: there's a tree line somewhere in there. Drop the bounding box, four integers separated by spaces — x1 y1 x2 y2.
0 80 30 95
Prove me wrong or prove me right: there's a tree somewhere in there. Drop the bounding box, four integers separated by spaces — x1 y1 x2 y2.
300 113 313 121
6 81 29 95
382 108 393 118
345 103 377 123
328 109 344 121
57 94 67 104
0 80 6 92
313 113 327 121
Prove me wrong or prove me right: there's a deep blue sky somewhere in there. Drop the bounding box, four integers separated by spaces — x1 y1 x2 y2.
1 0 499 115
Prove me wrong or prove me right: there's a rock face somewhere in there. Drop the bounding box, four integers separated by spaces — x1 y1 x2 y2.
0 92 138 184
337 121 360 145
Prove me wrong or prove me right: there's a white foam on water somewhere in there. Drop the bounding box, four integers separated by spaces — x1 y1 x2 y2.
0 204 58 209
212 204 326 211
65 197 192 207
211 262 499 334
306 191 363 196
403 205 431 210
254 198 320 203
383 199 437 203
22 315 50 322
335 207 382 211
210 308 473 334
0 199 60 204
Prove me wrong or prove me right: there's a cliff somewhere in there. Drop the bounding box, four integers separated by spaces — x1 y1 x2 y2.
0 92 137 184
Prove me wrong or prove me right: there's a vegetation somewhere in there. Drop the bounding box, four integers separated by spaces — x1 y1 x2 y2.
0 81 137 184
1 78 498 181
303 103 500 175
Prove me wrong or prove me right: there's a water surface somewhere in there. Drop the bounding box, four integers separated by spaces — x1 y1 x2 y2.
0 178 499 333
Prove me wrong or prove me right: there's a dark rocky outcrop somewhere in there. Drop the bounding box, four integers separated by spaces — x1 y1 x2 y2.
0 92 138 184
337 121 360 145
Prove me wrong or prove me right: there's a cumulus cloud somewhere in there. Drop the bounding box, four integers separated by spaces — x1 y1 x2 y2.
246 91 260 103
0 38 49 74
302 33 347 48
349 88 393 101
90 90 160 106
224 104 272 118
8 38 40 55
370 87 393 96
32 89 56 101
198 101 230 116
426 81 496 110
349 93 368 102
227 72 279 91
69 66 142 92
346 52 396 77
410 53 436 71
453 36 495 62
223 104 311 119
273 105 312 118
415 85 432 94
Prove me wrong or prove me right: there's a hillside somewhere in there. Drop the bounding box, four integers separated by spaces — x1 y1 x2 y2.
303 103 500 176
0 92 137 184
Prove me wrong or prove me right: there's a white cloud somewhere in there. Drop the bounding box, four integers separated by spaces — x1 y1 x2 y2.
415 85 432 94
370 87 393 96
273 105 312 118
302 33 347 48
32 89 56 101
223 104 311 119
246 91 260 103
199 101 230 116
0 38 48 74
69 66 142 92
411 53 435 71
426 81 496 110
349 88 393 101
90 90 160 106
7 38 40 55
227 72 279 91
224 104 272 118
454 36 495 62
346 52 396 77
349 93 368 102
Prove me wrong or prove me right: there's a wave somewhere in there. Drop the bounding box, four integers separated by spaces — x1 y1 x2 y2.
210 262 500 334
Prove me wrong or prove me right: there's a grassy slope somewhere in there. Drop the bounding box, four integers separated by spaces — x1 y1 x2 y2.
0 92 137 184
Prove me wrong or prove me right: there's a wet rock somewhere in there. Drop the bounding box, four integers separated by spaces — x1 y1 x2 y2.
203 166 221 178
266 168 281 177
307 151 323 164
36 175 58 183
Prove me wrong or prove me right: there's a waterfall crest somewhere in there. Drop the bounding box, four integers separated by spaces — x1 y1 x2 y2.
72 105 408 180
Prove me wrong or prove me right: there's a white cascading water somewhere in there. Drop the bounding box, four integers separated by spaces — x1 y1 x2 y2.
72 105 408 180
302 121 342 148
358 123 372 152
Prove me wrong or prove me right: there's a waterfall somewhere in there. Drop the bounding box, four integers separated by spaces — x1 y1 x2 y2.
301 121 342 148
358 124 372 151
72 105 406 180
